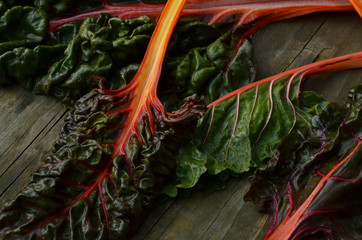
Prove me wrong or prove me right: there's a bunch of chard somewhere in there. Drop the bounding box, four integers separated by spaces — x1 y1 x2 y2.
0 0 361 239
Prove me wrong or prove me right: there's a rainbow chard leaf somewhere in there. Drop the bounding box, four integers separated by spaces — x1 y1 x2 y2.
0 0 361 238
169 52 362 193
0 1 206 238
0 88 204 239
245 85 362 240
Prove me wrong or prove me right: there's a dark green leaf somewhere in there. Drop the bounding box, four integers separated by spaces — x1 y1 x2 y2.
0 44 66 85
168 72 329 195
0 6 47 55
0 88 205 239
159 25 255 110
1 13 155 105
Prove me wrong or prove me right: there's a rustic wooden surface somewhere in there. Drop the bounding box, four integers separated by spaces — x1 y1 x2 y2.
0 12 361 240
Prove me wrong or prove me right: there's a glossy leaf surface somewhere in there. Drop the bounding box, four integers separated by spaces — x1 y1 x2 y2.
245 86 362 240
170 52 362 192
0 6 48 56
0 13 156 104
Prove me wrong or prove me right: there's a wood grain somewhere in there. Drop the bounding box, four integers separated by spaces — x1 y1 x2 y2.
0 12 361 240
0 87 67 207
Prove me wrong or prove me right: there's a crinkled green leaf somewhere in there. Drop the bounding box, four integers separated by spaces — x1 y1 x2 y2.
0 6 47 55
0 13 155 104
168 73 329 195
198 79 306 174
36 14 155 104
0 80 205 240
1 13 253 106
160 23 255 110
245 86 362 240
0 1 208 238
0 44 66 85
175 145 207 189
0 0 359 238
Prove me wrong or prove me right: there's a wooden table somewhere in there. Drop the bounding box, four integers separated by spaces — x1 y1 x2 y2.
0 12 361 240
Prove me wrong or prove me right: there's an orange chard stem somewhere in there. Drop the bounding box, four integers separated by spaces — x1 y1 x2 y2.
349 0 362 17
264 139 362 240
107 0 187 156
208 51 362 108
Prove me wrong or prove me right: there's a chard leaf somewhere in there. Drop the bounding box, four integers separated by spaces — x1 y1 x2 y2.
245 86 362 240
170 52 362 193
0 13 155 105
160 26 255 110
0 0 361 238
0 1 206 238
0 44 66 86
0 6 47 55
113 19 255 110
0 89 204 239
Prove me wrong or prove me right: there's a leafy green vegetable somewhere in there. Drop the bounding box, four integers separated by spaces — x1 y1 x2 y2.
169 51 362 193
160 33 255 110
0 10 251 105
245 86 362 240
0 1 205 238
0 89 204 239
0 13 156 104
0 0 361 239
0 6 48 55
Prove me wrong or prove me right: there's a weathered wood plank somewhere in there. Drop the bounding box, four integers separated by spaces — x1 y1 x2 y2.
139 178 249 240
255 13 362 101
0 86 67 206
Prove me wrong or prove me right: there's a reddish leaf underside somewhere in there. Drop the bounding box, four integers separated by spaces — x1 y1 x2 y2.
265 140 361 240
244 88 362 240
263 142 362 240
